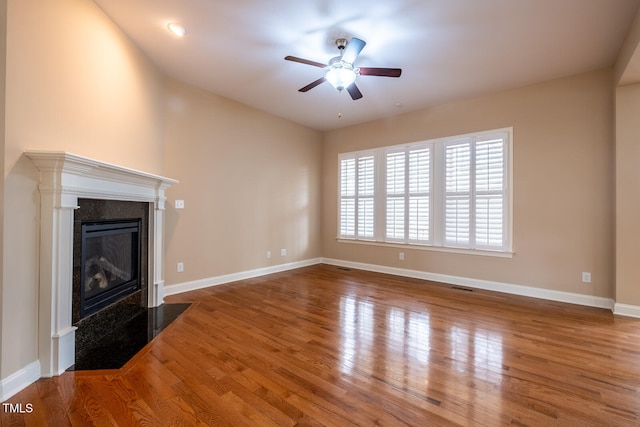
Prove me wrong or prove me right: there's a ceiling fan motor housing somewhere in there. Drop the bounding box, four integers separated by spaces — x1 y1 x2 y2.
335 38 348 50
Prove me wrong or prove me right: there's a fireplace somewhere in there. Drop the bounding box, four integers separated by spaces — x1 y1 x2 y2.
26 151 177 377
80 219 141 319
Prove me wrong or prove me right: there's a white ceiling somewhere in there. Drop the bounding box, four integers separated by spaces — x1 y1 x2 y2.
94 0 640 131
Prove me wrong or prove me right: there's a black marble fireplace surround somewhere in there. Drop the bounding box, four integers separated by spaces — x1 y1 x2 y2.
73 199 150 357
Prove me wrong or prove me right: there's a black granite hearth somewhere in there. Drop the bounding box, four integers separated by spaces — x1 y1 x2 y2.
69 303 190 371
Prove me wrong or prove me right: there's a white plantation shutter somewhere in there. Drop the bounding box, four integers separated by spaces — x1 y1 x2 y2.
386 151 405 240
339 153 376 240
338 128 510 253
409 196 429 241
339 157 356 237
340 199 355 236
408 148 431 242
444 140 471 246
357 156 375 239
385 145 431 244
475 137 506 249
444 134 507 250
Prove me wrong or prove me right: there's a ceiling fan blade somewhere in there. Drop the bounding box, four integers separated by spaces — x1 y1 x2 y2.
299 77 326 92
358 67 402 77
285 56 327 69
341 37 366 64
346 83 363 100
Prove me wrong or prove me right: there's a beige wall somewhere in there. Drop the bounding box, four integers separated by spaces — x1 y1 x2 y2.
323 69 615 297
162 80 323 285
2 0 166 377
616 83 640 306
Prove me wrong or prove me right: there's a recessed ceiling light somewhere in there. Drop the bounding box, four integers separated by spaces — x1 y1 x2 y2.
167 23 186 37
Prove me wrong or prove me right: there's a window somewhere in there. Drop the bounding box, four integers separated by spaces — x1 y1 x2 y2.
444 135 507 250
385 144 432 244
339 152 376 240
338 128 512 254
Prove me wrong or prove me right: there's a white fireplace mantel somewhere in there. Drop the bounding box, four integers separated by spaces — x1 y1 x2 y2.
26 151 178 377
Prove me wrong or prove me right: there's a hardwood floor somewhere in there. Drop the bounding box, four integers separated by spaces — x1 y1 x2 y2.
3 264 640 426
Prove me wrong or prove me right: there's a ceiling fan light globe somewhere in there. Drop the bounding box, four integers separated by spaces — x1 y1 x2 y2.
167 22 186 37
326 68 357 91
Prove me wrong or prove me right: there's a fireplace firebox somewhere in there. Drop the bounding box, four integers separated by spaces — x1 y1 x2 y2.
80 219 141 319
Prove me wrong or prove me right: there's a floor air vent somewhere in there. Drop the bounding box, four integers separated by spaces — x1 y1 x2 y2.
452 286 474 292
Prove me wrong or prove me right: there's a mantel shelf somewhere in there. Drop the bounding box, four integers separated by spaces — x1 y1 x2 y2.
25 150 178 190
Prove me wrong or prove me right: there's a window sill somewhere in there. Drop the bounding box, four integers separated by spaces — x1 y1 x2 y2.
336 238 514 258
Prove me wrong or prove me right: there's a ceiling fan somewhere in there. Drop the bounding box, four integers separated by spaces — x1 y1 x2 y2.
284 37 402 100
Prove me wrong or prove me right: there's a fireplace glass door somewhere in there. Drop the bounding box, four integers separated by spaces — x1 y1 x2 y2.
80 219 141 318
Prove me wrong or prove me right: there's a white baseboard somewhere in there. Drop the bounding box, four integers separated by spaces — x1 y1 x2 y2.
1 360 41 401
164 258 323 296
321 258 616 311
613 303 640 318
165 256 637 316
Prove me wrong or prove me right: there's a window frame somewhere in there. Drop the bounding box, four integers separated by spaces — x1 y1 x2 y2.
337 128 513 257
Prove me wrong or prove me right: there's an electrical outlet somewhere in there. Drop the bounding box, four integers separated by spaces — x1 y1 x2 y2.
266 250 271 259
177 262 184 273
175 200 185 209
280 248 287 257
582 272 591 283
399 252 405 261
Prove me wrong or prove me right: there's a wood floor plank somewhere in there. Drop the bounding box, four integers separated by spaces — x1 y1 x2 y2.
34 379 70 427
3 264 640 426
